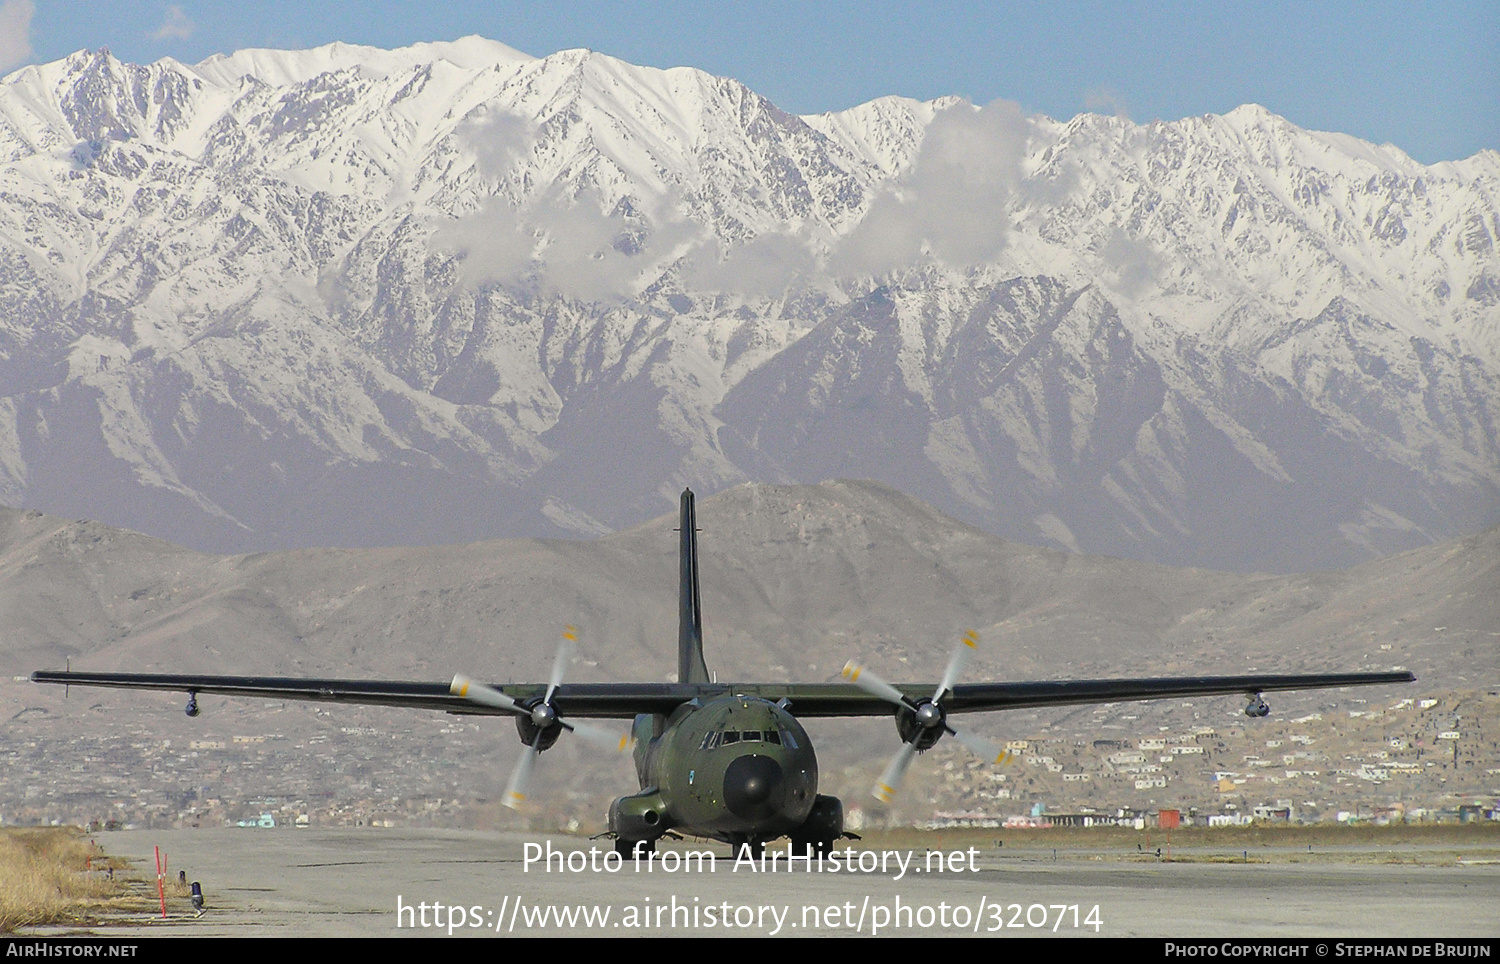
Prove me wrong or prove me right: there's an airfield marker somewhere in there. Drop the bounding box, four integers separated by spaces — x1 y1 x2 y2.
154 845 167 918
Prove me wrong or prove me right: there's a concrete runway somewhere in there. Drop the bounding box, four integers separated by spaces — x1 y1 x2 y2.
58 828 1500 938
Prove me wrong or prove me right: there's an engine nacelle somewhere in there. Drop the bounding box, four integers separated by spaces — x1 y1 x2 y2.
894 702 945 751
515 702 563 751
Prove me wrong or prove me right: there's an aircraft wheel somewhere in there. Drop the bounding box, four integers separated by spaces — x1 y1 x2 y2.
615 838 654 858
789 836 834 858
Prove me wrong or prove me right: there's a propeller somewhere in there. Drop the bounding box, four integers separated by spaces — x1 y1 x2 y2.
451 626 629 810
842 629 1014 804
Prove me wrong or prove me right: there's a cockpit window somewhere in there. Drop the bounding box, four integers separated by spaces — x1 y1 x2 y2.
705 728 794 749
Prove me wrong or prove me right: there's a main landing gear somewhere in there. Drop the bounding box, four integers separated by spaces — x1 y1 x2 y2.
613 838 655 858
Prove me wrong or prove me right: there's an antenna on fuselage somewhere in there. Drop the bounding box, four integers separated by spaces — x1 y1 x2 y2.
677 488 711 685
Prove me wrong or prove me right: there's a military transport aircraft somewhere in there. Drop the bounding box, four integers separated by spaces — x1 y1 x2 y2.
34 489 1413 857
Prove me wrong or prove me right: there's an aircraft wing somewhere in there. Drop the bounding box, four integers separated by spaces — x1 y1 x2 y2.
936 671 1416 714
685 671 1415 715
30 669 1413 718
28 671 703 718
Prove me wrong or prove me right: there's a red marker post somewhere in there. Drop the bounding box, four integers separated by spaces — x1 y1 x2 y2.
154 846 167 918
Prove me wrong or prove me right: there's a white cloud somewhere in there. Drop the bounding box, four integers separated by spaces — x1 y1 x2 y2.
152 5 194 41
435 112 708 302
435 187 705 303
1084 86 1130 120
680 228 824 299
681 100 1047 298
436 98 1043 303
0 0 34 73
829 99 1033 279
1099 228 1162 297
457 107 536 182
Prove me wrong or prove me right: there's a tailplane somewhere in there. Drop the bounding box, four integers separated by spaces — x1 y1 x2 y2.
678 488 711 685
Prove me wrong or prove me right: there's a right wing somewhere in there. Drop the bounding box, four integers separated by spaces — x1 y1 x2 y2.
29 671 701 718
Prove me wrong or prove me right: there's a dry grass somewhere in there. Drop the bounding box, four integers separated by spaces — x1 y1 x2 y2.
0 827 134 933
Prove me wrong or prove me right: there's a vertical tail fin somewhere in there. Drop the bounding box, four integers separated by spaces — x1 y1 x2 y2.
678 488 711 685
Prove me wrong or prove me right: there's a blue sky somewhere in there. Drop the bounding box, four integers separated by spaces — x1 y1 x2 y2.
7 1 1496 163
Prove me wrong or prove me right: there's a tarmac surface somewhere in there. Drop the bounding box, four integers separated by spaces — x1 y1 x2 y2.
30 827 1500 938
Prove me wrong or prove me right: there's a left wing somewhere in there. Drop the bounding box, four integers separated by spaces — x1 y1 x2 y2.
936 671 1416 713
30 669 1414 718
29 671 698 718
647 672 1415 715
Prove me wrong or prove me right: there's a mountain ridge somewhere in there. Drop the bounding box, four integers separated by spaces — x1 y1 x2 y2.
0 39 1494 571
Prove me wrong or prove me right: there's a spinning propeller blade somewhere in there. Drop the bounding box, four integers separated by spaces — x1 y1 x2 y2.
841 659 914 709
452 626 627 810
545 626 576 704
934 629 978 703
950 728 1014 766
504 737 542 810
449 673 521 713
874 740 920 805
848 630 1010 802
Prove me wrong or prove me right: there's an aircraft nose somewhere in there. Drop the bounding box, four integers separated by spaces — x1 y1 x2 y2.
722 755 784 818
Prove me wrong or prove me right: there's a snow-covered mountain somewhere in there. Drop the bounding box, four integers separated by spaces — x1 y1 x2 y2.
0 37 1494 570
